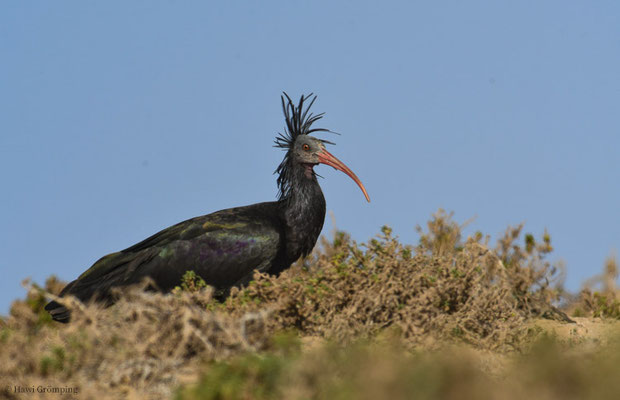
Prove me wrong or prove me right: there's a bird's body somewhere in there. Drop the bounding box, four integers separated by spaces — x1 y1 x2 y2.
55 185 325 308
46 93 368 322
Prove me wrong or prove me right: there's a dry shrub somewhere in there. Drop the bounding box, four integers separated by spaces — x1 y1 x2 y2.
569 255 620 318
1 280 271 400
0 210 584 399
221 210 565 351
494 224 566 317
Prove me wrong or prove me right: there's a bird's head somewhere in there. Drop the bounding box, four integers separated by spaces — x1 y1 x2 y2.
275 93 370 202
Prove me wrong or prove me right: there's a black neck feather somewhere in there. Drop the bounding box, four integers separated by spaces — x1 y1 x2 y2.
279 163 326 263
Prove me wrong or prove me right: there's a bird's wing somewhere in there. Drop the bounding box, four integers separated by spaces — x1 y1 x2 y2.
71 210 242 285
120 215 210 253
60 203 283 302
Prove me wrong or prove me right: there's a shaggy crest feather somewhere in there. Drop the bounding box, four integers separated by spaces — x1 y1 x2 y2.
274 92 336 200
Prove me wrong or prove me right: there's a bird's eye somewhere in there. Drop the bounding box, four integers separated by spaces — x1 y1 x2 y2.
302 144 310 151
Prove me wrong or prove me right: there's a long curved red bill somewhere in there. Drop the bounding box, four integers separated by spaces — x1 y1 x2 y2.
317 149 370 202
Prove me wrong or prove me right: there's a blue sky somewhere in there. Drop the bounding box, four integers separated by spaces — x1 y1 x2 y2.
1 1 619 313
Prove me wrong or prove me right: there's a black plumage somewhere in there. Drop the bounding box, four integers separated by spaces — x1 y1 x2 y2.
45 93 369 322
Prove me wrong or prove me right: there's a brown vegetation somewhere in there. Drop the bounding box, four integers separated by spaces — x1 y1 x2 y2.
1 210 619 399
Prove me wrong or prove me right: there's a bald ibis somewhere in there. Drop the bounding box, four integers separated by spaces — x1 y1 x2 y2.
45 93 369 322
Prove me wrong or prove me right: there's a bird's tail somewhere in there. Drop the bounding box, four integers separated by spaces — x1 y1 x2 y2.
44 300 71 323
44 279 77 323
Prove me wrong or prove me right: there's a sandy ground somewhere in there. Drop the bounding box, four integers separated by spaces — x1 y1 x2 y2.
533 317 620 346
